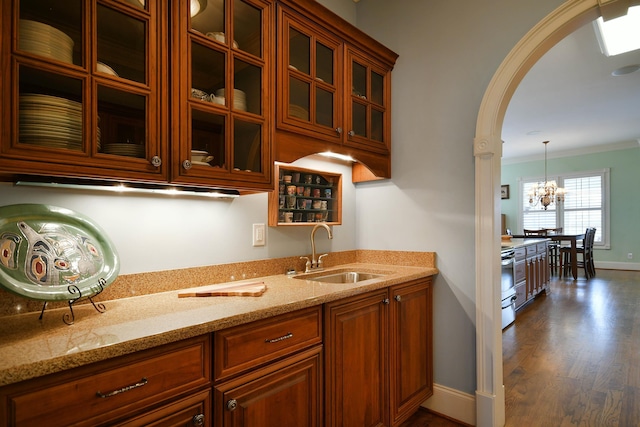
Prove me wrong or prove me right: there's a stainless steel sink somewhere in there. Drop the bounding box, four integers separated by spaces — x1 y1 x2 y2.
294 270 386 283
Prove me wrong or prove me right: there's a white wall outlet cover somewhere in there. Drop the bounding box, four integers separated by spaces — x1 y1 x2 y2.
253 223 266 246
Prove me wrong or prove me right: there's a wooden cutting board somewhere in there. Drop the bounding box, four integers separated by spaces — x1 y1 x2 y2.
178 281 266 298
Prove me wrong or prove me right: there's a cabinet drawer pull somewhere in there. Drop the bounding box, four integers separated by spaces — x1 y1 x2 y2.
227 399 238 411
96 377 148 398
382 298 390 304
264 332 293 343
394 295 402 302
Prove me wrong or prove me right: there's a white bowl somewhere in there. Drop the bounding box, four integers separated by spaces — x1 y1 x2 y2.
191 88 208 100
191 150 213 163
97 62 118 77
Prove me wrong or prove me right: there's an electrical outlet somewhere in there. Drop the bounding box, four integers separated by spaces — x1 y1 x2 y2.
253 223 266 247
628 253 633 260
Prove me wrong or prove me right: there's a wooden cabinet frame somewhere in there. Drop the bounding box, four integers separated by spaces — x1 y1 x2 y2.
268 163 342 226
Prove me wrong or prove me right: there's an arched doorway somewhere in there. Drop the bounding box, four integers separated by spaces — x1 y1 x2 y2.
473 0 636 425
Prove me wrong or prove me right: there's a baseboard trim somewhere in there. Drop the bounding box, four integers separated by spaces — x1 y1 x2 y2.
596 261 640 271
421 383 476 426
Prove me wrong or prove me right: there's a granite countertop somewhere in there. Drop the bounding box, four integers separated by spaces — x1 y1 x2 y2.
500 237 549 250
0 262 438 387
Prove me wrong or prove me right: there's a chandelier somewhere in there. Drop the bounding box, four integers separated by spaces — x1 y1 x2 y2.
528 141 566 210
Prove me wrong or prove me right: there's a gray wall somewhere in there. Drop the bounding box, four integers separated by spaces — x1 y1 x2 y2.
350 0 564 394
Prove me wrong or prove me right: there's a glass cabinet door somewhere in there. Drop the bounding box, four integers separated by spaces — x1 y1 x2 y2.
5 0 164 177
278 8 342 143
176 0 271 187
346 49 391 155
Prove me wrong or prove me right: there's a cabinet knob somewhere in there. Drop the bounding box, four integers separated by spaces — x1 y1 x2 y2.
150 156 162 167
394 295 402 302
382 298 390 304
191 414 205 426
335 127 342 134
182 159 192 170
348 130 355 137
226 399 238 411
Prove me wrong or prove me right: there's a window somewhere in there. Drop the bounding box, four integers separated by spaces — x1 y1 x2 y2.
519 169 610 248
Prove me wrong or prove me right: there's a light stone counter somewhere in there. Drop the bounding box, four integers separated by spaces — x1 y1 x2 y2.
500 237 549 250
0 257 437 387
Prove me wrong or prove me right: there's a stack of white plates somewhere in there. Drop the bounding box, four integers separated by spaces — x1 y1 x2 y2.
19 93 82 150
215 88 246 111
289 104 309 120
19 20 74 64
102 143 145 158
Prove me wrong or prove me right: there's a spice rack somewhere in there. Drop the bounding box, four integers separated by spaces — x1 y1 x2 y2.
268 164 342 226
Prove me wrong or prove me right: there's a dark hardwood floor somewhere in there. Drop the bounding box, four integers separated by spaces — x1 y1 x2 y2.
503 269 640 426
400 407 466 426
403 269 640 427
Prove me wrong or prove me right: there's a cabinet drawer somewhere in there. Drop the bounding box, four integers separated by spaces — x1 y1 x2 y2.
514 247 526 261
537 242 547 253
514 282 527 310
526 244 537 257
4 335 211 427
214 306 322 382
514 260 526 283
113 388 211 427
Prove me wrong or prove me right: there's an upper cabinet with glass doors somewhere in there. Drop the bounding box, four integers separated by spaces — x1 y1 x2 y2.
274 0 397 181
345 48 392 155
170 0 273 191
0 0 166 181
277 7 342 144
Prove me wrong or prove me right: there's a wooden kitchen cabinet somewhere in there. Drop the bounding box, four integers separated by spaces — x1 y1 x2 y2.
324 278 433 427
514 241 549 311
526 242 549 298
214 348 322 427
268 164 342 226
1 0 274 192
0 0 167 182
170 0 274 191
213 306 323 426
274 0 398 182
0 335 211 427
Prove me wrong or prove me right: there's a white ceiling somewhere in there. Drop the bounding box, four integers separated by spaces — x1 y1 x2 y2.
501 19 640 161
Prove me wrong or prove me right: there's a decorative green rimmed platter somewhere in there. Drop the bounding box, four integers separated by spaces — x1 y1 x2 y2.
0 204 119 302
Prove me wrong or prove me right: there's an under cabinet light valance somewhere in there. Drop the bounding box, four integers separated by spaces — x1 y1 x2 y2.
14 179 239 200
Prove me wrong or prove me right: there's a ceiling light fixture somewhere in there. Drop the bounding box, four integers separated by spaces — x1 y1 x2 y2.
611 64 640 76
528 141 566 210
137 0 206 17
594 5 640 56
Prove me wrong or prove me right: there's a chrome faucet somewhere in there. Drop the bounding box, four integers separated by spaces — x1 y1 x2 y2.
301 223 333 273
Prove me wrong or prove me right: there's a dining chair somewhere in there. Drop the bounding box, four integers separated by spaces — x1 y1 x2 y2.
523 229 547 236
544 228 563 275
560 227 596 279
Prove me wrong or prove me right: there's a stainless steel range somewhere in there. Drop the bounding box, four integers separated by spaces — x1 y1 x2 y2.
501 248 517 329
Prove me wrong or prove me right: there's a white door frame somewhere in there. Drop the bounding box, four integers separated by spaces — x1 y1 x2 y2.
472 0 635 425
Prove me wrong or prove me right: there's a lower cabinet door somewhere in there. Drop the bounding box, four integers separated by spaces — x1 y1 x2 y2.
214 347 322 427
389 279 433 426
324 289 389 427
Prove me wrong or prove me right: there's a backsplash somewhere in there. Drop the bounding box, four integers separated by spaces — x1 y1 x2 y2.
0 250 435 317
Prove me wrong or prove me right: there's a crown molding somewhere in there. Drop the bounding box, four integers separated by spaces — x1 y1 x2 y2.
502 139 639 165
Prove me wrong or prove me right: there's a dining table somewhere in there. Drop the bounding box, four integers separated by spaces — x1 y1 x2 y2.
546 233 585 280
